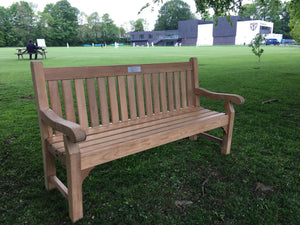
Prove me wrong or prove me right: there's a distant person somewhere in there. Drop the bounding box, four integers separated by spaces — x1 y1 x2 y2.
26 39 40 60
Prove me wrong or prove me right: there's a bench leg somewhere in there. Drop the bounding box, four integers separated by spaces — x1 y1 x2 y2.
64 136 83 223
189 135 198 141
42 144 57 190
40 119 56 190
221 101 235 154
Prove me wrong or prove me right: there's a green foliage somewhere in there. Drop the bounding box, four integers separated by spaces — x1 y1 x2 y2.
0 46 299 224
131 19 146 32
154 0 196 31
7 1 35 45
45 0 79 45
238 0 291 38
87 12 101 42
249 33 265 62
100 13 120 44
288 0 300 42
1 0 123 46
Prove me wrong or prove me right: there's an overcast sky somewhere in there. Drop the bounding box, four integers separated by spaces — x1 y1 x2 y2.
0 0 199 30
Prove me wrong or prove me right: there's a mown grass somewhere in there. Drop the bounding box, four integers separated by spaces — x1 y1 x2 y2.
0 45 299 224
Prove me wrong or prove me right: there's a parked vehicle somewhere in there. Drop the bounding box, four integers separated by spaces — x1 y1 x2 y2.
281 39 295 44
265 38 280 45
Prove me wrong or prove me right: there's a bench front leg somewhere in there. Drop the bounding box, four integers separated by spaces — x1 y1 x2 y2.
64 135 83 222
221 101 235 154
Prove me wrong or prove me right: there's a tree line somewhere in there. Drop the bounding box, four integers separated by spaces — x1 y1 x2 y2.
0 0 299 47
0 0 128 47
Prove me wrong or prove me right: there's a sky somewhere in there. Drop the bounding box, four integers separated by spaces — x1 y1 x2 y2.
0 0 199 31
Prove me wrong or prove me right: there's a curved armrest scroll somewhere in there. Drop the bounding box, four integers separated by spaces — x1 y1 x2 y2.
40 109 86 143
195 88 245 105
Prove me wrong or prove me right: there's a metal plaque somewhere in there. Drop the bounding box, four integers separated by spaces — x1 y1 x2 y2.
128 66 141 73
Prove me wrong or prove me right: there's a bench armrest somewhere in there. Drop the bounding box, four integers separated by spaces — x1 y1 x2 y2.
40 109 86 143
195 88 245 105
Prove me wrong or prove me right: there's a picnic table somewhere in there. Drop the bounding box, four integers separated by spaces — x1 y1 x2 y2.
16 48 47 60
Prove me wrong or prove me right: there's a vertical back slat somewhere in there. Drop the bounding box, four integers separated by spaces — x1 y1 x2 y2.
180 71 187 108
167 72 174 111
191 57 200 107
186 70 194 107
86 78 99 127
97 77 110 125
48 80 63 117
48 80 63 135
117 76 129 121
74 79 89 128
62 80 76 123
144 74 153 116
127 75 137 120
151 73 160 114
173 72 180 110
135 75 145 118
159 72 168 113
107 77 119 123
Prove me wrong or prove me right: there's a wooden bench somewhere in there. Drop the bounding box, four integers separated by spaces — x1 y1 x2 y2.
16 48 47 60
31 58 244 222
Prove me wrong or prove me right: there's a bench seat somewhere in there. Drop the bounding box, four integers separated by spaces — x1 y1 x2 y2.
46 108 226 169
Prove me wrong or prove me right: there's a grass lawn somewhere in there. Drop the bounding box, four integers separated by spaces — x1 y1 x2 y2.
0 45 299 224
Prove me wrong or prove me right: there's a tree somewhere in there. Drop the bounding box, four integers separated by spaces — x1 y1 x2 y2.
275 2 291 39
238 0 291 38
100 13 120 43
9 1 35 46
0 6 18 46
44 0 79 45
154 0 196 31
238 3 258 19
144 0 283 20
288 0 300 42
88 12 101 42
130 18 146 32
249 33 265 62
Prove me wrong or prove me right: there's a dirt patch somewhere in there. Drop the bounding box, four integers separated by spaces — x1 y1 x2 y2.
19 95 34 100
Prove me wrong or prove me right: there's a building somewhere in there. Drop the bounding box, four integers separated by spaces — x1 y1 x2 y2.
129 16 275 46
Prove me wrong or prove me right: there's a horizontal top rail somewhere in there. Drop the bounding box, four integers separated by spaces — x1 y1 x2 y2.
44 61 192 81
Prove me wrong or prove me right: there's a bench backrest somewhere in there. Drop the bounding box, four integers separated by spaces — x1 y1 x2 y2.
31 57 200 134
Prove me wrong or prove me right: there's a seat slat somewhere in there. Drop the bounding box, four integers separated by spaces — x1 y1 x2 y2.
97 77 110 125
80 113 226 152
79 112 222 151
74 79 89 128
80 114 228 169
47 107 204 145
48 109 219 151
61 80 76 123
86 78 99 127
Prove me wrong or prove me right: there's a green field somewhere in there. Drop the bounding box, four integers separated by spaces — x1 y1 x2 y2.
0 46 300 224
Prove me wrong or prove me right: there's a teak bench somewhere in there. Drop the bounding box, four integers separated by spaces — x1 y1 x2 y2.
31 58 244 222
